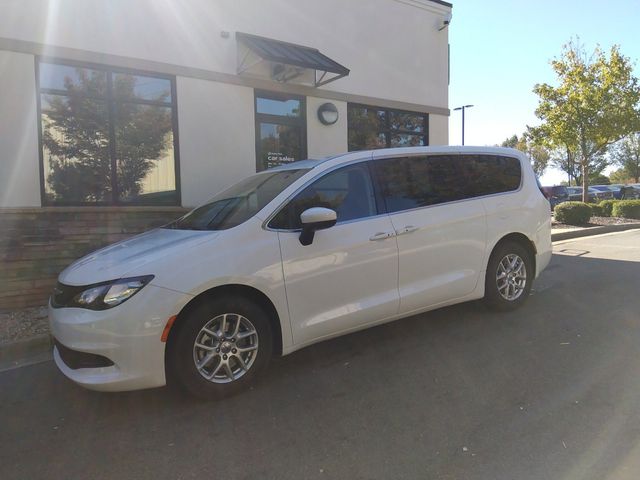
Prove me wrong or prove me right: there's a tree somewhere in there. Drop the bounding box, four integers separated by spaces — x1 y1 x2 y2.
530 40 640 201
590 173 610 185
611 133 640 182
501 133 550 177
609 168 633 184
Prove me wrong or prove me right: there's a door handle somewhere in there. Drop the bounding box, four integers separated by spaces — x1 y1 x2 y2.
396 225 419 236
369 232 395 241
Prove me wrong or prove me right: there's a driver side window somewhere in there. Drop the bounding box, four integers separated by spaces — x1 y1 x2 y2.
269 164 377 230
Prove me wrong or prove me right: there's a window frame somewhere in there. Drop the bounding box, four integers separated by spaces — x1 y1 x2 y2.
347 103 429 151
254 90 307 172
265 160 384 231
369 153 524 215
35 57 182 207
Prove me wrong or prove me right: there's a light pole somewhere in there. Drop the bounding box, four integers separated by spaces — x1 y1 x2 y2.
453 104 473 145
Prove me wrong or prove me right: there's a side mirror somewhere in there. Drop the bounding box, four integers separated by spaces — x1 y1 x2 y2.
299 207 337 246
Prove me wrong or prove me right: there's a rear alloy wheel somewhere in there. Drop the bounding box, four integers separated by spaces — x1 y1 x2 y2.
484 241 533 311
168 296 273 399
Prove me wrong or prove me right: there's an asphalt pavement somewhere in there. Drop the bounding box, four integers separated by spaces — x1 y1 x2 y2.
1 230 640 480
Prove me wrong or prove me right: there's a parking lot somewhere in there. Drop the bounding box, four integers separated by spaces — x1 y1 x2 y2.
1 230 640 480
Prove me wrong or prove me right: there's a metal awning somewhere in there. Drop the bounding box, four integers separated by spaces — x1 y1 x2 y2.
236 32 350 87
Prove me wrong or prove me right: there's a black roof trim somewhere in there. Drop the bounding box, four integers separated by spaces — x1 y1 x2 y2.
236 32 350 77
428 0 453 7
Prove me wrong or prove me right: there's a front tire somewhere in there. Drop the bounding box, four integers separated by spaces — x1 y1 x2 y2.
484 241 534 311
168 295 273 399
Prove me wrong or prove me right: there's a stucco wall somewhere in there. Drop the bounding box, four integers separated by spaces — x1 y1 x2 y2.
429 114 449 146
0 0 450 109
176 77 257 207
0 51 40 208
306 97 348 158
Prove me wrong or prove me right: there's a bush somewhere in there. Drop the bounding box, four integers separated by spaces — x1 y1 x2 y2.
588 203 604 217
598 199 621 217
611 200 640 219
554 202 592 225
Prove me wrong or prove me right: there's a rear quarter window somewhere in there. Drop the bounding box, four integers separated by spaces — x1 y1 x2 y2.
466 155 521 197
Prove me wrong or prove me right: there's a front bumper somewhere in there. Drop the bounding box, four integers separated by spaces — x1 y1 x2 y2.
49 283 192 392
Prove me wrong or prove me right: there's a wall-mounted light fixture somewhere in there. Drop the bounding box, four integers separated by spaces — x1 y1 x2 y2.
438 12 452 31
317 102 339 125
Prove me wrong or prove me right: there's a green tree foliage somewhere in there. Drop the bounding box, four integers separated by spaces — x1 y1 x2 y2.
42 70 172 203
611 133 640 183
500 133 549 177
609 168 633 184
530 40 640 201
589 174 610 185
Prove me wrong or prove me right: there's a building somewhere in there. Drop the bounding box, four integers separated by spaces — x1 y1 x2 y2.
0 0 452 309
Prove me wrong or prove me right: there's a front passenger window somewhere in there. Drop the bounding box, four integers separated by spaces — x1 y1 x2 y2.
269 164 376 230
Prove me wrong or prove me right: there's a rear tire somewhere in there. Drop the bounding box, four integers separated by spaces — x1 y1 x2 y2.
168 295 273 400
484 241 534 311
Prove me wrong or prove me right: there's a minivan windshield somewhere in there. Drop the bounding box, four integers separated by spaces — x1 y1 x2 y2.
165 169 309 230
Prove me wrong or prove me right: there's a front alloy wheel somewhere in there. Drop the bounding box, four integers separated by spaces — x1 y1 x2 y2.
168 296 273 399
193 313 259 383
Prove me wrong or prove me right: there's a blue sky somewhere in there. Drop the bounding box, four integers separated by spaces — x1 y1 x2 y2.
447 0 640 184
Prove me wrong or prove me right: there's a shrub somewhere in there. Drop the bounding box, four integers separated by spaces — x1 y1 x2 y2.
611 200 640 219
554 201 592 225
588 203 604 217
598 199 621 217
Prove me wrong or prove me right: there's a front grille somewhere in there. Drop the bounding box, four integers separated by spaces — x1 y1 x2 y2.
54 339 114 370
51 282 85 309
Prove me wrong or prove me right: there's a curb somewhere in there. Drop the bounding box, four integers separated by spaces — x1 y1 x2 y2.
0 334 53 373
552 223 640 242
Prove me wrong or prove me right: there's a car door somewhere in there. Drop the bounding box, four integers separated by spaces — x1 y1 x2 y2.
268 162 399 345
370 154 486 314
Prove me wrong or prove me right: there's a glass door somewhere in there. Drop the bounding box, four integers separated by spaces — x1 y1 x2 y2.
255 91 306 171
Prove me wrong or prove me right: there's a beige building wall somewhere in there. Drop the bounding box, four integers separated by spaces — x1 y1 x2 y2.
0 50 41 207
0 0 450 207
305 97 348 158
176 77 257 207
429 114 449 146
0 0 450 109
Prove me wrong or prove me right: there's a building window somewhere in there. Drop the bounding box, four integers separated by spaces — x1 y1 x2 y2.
37 60 180 205
347 104 428 151
255 91 306 171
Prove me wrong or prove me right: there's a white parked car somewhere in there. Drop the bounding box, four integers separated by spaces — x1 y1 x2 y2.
49 146 552 398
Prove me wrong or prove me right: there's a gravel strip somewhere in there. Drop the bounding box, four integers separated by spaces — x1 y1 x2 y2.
0 306 50 345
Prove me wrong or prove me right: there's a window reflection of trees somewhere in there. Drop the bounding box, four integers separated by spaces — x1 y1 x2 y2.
39 63 177 205
348 105 428 151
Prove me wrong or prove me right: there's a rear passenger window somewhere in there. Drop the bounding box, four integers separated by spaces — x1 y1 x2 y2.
371 154 521 214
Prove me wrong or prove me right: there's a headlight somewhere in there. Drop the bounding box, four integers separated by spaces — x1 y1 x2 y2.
69 275 154 310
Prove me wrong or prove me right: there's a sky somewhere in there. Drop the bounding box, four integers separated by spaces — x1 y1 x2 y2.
447 0 640 185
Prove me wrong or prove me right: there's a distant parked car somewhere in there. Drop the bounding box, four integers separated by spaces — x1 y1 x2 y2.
592 185 622 200
620 184 640 199
566 186 583 201
565 186 611 203
588 186 613 202
541 185 568 209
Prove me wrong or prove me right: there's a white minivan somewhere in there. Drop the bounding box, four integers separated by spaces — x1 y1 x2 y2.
49 146 552 398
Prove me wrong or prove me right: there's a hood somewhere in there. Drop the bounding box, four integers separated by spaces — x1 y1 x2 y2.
59 228 218 286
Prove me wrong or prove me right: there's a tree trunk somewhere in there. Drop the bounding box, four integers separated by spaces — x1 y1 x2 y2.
581 163 589 203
